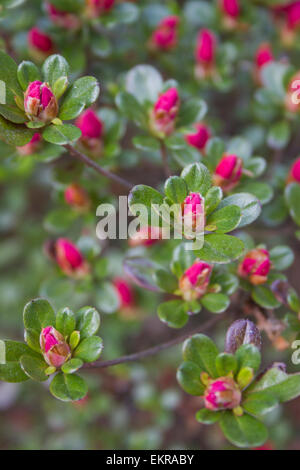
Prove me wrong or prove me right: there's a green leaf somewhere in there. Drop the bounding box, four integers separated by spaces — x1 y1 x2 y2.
177 98 207 127
261 61 288 98
213 272 239 295
267 121 291 150
0 340 34 383
125 65 163 105
216 353 238 376
252 286 281 309
42 124 81 145
76 306 100 339
154 269 178 293
227 136 252 161
50 372 88 402
242 392 278 416
0 115 35 146
181 163 212 195
171 243 196 278
249 367 300 403
56 307 76 338
206 205 241 233
24 328 41 353
124 257 161 292
235 344 261 373
164 176 188 203
205 186 223 216
133 135 160 152
0 102 27 124
195 234 245 264
128 184 164 226
90 35 112 58
201 293 230 313
285 183 300 226
61 358 83 374
244 157 266 177
158 300 189 329
52 76 68 99
59 76 100 120
183 334 219 378
96 282 120 314
42 54 69 88
17 61 41 91
23 298 56 334
237 182 273 205
269 245 294 270
220 412 268 448
116 91 147 127
218 193 261 228
0 50 23 98
44 207 77 233
205 137 225 168
177 361 205 395
20 354 48 382
196 409 222 424
74 336 103 362
237 367 254 390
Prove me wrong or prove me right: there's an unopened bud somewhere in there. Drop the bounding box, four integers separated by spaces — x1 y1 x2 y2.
225 319 262 354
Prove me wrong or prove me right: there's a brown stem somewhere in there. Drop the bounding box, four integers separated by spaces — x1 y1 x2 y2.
64 144 134 191
160 141 172 178
83 315 222 370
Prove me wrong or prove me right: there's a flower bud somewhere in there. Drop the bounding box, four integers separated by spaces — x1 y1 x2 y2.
149 15 180 51
28 28 54 60
75 109 104 156
17 133 41 156
128 226 162 247
46 3 81 30
254 43 274 85
150 88 180 137
24 81 58 123
195 29 216 79
40 326 71 368
55 238 90 278
204 376 242 411
225 319 262 354
287 157 300 183
213 154 243 192
180 192 205 239
221 0 240 18
113 278 134 309
179 261 212 301
238 248 271 285
64 183 90 211
86 0 115 18
185 123 211 152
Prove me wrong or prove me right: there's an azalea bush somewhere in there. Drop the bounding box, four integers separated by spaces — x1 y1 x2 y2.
1 0 300 451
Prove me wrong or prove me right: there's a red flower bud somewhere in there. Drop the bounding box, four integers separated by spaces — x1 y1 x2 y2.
75 109 104 156
255 43 273 69
287 1 300 30
185 123 211 152
28 28 54 58
17 133 41 156
213 154 243 192
238 248 271 285
55 238 89 278
40 326 71 368
204 376 241 411
150 88 180 137
179 261 212 301
64 183 90 211
221 0 240 18
24 81 58 123
113 278 134 309
86 0 115 17
46 3 81 30
195 29 216 79
180 192 205 239
149 15 180 51
128 226 162 247
288 157 300 183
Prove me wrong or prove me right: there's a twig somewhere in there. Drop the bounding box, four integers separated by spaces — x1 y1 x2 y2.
160 141 172 177
83 315 223 370
64 144 134 191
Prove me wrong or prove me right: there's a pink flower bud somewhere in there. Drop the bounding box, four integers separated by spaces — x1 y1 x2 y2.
179 261 212 301
113 278 134 309
64 183 90 211
149 15 180 51
221 0 240 18
55 238 89 278
255 43 274 69
40 326 71 368
204 376 241 411
129 226 162 247
17 133 41 156
287 1 300 30
24 81 58 123
150 88 180 137
185 123 211 152
238 248 271 285
86 0 115 17
75 109 104 156
213 154 243 192
195 29 216 79
288 157 300 183
46 3 81 30
180 192 205 239
28 27 54 57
